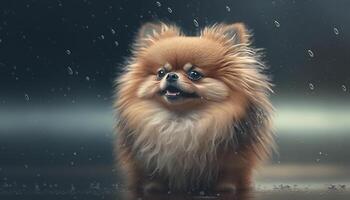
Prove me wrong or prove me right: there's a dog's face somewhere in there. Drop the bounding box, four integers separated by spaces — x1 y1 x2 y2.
120 22 260 112
136 36 232 109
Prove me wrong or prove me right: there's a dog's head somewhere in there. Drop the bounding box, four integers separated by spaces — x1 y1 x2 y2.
117 22 270 115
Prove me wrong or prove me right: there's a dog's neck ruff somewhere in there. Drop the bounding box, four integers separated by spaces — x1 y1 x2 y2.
131 105 232 189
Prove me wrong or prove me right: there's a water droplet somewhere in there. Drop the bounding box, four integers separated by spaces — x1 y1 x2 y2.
71 184 76 192
24 93 30 101
274 20 280 28
66 49 71 55
35 184 40 192
155 1 161 7
226 6 231 12
341 85 347 92
328 184 337 190
307 49 314 58
333 27 339 35
86 76 90 81
167 7 172 13
193 19 199 27
111 28 116 34
114 41 119 46
73 152 77 156
90 182 101 190
67 66 73 75
309 83 314 90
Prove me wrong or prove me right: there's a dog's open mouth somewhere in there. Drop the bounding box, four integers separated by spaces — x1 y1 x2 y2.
160 85 198 101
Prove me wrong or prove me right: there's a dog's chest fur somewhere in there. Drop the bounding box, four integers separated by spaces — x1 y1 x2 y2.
131 109 232 189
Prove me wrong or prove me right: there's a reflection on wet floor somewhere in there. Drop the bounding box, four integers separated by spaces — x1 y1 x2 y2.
1 189 350 200
122 190 250 200
122 191 350 200
0 164 349 199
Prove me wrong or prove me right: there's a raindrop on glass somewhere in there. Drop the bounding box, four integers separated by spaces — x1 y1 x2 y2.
24 93 30 101
67 66 73 75
307 49 314 58
114 41 119 46
274 20 280 28
333 27 339 35
309 83 314 90
167 7 172 13
111 28 116 35
66 49 71 55
155 1 161 7
341 85 347 92
226 6 231 12
193 19 199 27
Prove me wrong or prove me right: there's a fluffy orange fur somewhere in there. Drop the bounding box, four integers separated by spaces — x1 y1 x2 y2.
114 22 274 195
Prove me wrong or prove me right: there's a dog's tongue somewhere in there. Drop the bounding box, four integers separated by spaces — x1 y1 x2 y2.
166 91 180 96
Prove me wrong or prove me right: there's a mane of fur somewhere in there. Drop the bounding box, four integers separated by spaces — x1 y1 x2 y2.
114 23 274 190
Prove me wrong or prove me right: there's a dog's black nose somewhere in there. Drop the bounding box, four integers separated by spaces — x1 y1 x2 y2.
166 72 179 82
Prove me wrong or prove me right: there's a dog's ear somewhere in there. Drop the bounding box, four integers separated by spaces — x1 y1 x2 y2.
138 23 164 39
221 23 250 44
135 22 181 49
202 23 250 45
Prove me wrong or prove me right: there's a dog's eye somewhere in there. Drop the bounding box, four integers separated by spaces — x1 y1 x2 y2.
157 68 166 79
188 70 202 81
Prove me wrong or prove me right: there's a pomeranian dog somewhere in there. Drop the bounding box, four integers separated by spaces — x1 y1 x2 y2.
114 22 274 194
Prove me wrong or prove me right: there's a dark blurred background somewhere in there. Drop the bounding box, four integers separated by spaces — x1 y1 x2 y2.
0 0 350 199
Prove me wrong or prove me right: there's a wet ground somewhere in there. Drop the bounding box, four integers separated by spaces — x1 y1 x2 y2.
1 134 349 200
1 188 349 200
